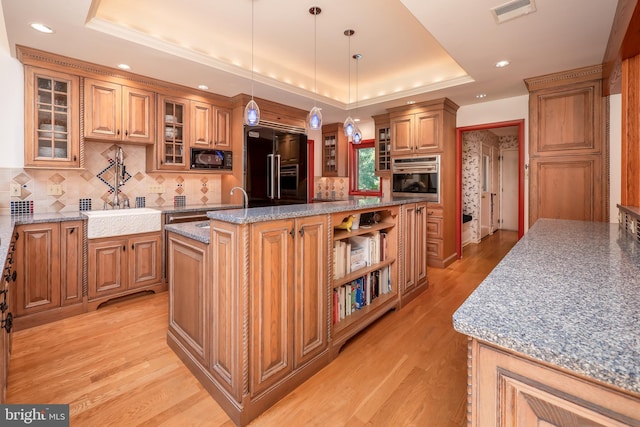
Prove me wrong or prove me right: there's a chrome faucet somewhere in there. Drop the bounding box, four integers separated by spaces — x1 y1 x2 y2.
230 186 248 209
109 146 127 209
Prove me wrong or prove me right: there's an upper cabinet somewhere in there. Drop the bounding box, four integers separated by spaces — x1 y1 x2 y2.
153 95 190 171
24 66 80 168
321 122 348 177
191 101 231 149
389 110 441 155
373 113 391 176
84 78 155 144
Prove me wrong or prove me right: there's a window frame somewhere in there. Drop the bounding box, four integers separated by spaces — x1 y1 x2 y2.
349 138 382 196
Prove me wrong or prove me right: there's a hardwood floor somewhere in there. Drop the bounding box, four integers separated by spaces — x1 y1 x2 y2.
7 230 518 426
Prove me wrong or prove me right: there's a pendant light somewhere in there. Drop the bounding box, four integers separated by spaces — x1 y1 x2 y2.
343 29 355 139
244 0 260 126
352 53 363 144
307 6 322 130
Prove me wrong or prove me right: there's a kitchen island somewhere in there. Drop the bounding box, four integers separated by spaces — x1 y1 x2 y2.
165 196 432 426
453 219 640 425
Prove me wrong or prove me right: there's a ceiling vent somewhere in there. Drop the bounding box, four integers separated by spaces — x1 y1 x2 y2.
491 0 537 24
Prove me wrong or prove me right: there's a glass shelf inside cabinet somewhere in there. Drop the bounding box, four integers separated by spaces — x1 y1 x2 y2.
377 127 391 172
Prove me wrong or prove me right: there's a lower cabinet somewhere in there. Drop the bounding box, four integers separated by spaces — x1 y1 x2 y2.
13 221 83 329
401 202 428 304
249 216 328 396
88 232 162 300
167 232 208 367
470 339 640 426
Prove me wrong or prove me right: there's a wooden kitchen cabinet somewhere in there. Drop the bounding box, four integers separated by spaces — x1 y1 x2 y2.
322 122 348 176
389 110 441 155
13 221 83 329
373 113 391 176
525 65 607 225
88 232 162 301
24 66 80 168
84 78 155 144
148 95 190 171
167 232 209 367
469 339 640 426
191 100 231 149
250 215 328 396
400 202 428 305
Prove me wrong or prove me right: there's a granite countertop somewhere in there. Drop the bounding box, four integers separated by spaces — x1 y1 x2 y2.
0 203 239 270
165 221 210 244
453 218 640 395
207 196 430 224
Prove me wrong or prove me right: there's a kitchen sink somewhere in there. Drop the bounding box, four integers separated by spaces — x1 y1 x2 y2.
83 208 162 239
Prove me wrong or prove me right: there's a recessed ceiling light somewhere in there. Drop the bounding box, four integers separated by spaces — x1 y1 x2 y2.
406 100 416 105
198 84 209 90
476 93 487 99
30 23 54 34
117 64 131 70
495 60 510 68
354 118 361 122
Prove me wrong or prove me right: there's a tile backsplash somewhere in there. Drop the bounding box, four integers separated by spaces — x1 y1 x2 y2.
3 141 222 215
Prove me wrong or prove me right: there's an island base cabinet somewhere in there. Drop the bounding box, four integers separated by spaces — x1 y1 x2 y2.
167 232 208 368
470 339 640 427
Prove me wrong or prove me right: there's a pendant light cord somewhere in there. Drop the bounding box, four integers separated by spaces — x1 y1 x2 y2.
251 0 255 100
313 9 317 107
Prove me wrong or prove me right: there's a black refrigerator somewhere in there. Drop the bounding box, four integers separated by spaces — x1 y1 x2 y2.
244 125 308 207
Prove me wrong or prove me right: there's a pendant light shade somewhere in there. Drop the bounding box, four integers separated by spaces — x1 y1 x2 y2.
244 0 260 126
308 6 322 130
343 29 355 138
244 99 260 126
353 126 363 144
308 106 322 129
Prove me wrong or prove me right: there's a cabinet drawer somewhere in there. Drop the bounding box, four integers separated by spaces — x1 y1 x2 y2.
426 207 443 218
426 217 443 239
426 238 443 260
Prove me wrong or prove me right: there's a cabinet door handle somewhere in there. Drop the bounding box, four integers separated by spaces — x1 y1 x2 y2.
289 228 295 239
299 228 305 237
131 244 135 250
69 227 75 234
125 130 129 137
117 129 121 136
14 232 19 241
122 245 126 251
73 155 77 162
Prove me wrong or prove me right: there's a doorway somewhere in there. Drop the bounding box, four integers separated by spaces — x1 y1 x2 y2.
455 120 524 259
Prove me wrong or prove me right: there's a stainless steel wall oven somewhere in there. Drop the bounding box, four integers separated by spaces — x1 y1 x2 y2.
391 155 440 202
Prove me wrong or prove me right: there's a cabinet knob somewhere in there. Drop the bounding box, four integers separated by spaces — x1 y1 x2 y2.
125 130 129 137
299 228 305 237
2 312 13 333
131 244 135 250
73 155 77 162
69 227 75 234
122 245 126 251
117 129 121 136
289 228 295 239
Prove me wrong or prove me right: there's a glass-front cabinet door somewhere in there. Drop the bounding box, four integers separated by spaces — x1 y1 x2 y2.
158 95 189 170
25 67 80 168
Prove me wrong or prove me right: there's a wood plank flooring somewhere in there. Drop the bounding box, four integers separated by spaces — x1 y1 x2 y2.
7 230 518 426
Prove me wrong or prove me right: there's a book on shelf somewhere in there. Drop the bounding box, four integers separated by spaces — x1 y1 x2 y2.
333 266 394 324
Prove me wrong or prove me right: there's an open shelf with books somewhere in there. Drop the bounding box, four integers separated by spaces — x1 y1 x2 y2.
330 207 400 353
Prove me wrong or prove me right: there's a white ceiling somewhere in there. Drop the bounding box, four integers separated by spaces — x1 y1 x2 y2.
1 0 618 126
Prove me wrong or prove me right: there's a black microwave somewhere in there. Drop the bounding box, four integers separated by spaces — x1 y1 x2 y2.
190 148 233 170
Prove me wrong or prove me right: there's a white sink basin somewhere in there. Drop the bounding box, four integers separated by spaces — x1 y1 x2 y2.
83 208 161 239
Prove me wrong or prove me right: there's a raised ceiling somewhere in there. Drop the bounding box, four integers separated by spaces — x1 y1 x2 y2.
1 0 618 124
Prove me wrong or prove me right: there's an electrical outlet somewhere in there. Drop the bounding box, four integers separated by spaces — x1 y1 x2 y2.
46 184 63 196
10 183 21 197
148 185 165 193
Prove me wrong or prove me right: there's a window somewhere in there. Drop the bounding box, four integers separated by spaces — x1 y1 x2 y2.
349 139 381 196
